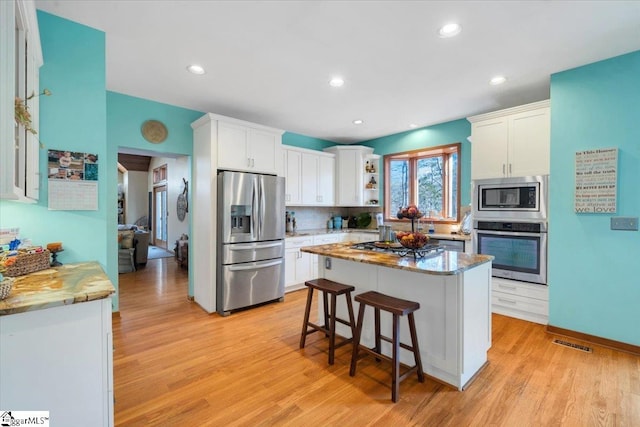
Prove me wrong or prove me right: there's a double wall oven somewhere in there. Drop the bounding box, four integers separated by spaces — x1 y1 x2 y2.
472 176 548 285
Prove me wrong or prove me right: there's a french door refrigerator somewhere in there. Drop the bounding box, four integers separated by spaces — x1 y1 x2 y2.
216 171 285 315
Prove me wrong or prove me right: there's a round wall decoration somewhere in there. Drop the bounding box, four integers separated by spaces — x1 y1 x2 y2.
141 120 168 143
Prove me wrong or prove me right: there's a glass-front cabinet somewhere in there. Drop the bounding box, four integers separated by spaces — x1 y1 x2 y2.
0 0 42 201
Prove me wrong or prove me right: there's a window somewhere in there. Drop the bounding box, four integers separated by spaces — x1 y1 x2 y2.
153 164 167 184
384 143 460 222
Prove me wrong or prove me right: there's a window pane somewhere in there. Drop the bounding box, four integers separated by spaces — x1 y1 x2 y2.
417 157 443 218
389 159 409 214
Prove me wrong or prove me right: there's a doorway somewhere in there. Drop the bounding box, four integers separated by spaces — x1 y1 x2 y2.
153 184 168 249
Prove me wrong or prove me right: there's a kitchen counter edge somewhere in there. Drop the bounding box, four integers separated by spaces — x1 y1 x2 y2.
301 243 492 275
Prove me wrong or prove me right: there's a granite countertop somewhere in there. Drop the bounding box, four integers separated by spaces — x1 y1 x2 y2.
300 243 492 275
286 228 471 241
0 261 116 315
285 228 378 238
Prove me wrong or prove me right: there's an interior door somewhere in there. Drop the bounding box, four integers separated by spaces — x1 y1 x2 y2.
153 185 168 249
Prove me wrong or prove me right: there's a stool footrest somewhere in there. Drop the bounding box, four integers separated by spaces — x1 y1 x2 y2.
379 335 417 353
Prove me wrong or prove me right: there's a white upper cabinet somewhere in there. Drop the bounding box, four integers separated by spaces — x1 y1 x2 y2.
323 145 377 207
1 0 42 201
468 100 550 180
283 148 302 204
283 146 334 206
215 117 283 175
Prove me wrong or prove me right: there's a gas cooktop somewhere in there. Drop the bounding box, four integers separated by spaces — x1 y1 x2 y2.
351 241 443 259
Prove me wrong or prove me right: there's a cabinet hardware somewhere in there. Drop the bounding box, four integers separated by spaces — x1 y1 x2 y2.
497 297 517 304
509 163 512 174
247 158 251 167
251 158 255 167
502 164 506 175
499 284 517 291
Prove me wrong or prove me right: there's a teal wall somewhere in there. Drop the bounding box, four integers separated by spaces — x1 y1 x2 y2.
359 119 472 207
282 132 338 150
549 50 640 345
107 92 202 298
0 12 114 302
107 92 202 156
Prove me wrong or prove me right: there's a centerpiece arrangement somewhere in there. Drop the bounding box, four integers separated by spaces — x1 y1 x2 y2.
395 205 439 259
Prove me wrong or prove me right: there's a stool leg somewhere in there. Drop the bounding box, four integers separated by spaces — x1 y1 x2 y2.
300 287 314 349
322 291 330 337
374 307 381 362
345 291 356 339
328 293 337 365
391 313 400 403
349 302 366 376
408 312 425 382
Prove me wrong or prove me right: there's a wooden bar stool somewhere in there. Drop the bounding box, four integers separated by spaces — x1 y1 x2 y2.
300 278 357 365
349 290 425 402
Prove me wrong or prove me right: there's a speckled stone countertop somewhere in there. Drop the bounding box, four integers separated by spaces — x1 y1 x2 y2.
286 228 471 241
0 261 115 315
301 243 492 275
285 228 377 238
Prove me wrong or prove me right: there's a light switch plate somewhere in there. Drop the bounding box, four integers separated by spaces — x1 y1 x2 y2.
610 217 639 231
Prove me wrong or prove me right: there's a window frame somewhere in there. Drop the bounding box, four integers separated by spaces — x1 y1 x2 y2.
383 142 461 224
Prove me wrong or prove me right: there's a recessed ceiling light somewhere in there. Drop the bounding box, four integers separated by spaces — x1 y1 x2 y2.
353 119 364 125
490 75 507 85
438 22 462 38
329 77 345 87
187 64 205 75
409 124 418 129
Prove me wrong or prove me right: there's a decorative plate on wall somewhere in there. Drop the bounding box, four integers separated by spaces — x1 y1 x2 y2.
141 120 168 143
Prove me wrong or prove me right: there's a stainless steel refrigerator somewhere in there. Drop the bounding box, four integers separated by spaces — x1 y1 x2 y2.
216 171 285 315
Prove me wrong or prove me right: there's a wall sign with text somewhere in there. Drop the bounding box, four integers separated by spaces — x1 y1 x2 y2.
574 147 618 213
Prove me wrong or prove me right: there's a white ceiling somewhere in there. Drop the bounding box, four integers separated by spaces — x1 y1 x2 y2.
35 1 640 144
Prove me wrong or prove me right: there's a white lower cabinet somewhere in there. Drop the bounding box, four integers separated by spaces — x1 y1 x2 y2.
491 277 548 324
284 236 315 293
0 298 114 426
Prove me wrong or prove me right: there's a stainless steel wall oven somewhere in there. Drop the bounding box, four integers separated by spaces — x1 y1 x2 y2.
473 220 547 285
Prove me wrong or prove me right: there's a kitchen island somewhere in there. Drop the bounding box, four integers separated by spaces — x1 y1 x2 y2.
301 243 493 390
0 262 115 427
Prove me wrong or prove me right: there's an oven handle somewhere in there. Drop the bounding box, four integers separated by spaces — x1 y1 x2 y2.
474 229 545 237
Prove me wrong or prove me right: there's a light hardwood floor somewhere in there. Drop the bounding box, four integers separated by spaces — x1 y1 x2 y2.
114 259 640 426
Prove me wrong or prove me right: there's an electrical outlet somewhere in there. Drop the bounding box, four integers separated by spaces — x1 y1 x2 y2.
324 257 332 270
610 217 639 231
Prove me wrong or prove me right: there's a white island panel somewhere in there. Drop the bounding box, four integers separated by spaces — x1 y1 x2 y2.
317 253 491 390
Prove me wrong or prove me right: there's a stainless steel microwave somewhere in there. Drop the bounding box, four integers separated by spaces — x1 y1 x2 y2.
472 175 548 220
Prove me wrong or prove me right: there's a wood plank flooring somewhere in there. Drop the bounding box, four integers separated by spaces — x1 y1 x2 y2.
114 259 640 426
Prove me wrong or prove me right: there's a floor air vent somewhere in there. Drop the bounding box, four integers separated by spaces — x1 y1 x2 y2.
553 339 592 353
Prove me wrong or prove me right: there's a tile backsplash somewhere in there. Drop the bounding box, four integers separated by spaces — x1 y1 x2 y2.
287 205 471 234
285 207 382 230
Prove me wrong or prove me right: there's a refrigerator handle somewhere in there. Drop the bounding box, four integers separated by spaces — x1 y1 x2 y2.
259 177 266 240
228 259 283 271
229 242 283 250
252 179 259 240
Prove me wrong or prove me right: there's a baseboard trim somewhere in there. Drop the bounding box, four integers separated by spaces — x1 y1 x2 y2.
546 324 640 356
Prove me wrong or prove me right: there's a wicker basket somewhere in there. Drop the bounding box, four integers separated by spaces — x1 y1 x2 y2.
3 250 51 277
0 277 15 300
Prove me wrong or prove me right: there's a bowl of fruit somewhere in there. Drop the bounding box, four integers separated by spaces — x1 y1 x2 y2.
396 231 429 250
396 205 424 220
